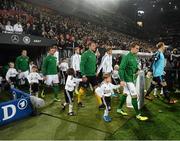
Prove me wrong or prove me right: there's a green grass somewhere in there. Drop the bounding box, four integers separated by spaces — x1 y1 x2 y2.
107 100 180 140
0 87 180 140
0 90 13 103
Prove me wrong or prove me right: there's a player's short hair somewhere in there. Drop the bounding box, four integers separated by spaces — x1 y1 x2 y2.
75 46 80 50
114 64 119 69
103 73 111 79
62 58 67 61
156 42 165 49
22 50 27 53
106 47 112 52
9 62 14 66
129 41 140 49
49 45 57 50
88 40 96 47
32 65 38 69
67 68 75 76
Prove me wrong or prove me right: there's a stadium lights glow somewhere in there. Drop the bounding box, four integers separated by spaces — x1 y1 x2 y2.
85 0 121 6
85 0 119 3
82 0 122 11
137 10 145 17
138 10 145 14
137 21 143 27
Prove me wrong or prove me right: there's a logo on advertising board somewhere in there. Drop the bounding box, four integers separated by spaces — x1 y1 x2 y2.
0 99 28 122
11 35 19 43
17 99 28 110
23 36 31 44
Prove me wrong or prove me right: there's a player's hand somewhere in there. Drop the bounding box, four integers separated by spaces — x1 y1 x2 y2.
120 81 126 87
96 50 100 58
74 71 77 75
163 71 166 75
136 70 140 75
146 71 152 78
43 77 47 80
82 76 87 82
96 73 99 77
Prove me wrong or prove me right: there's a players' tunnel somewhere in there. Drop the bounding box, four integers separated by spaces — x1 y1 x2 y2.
0 33 56 66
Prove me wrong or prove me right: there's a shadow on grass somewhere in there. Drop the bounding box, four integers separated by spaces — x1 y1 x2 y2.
106 100 180 140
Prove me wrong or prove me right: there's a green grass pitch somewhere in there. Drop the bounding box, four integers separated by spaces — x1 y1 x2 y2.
0 87 180 140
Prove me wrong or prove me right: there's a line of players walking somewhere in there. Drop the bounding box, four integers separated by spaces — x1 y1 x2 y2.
2 41 177 122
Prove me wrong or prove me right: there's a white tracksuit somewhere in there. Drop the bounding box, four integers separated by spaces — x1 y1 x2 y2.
95 81 120 117
6 68 18 82
27 72 43 84
71 53 81 72
65 75 82 92
64 75 82 113
97 53 113 74
59 62 69 72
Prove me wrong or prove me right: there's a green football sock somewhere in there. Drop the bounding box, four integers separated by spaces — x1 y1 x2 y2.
53 85 59 99
118 95 127 109
131 98 140 115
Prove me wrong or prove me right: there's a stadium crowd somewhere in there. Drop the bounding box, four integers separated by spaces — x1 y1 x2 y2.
0 0 154 55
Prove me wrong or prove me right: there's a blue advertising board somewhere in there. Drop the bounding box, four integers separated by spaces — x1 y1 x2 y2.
0 88 33 126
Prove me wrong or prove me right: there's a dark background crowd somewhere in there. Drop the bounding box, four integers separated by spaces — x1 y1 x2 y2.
0 0 179 74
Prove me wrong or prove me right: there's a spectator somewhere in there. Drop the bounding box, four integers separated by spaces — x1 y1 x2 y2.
25 23 33 35
13 21 23 33
5 21 14 33
0 22 4 33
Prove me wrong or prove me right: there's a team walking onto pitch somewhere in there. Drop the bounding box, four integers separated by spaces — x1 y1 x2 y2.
2 41 177 123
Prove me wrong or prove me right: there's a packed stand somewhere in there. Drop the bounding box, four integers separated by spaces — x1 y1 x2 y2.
0 0 154 56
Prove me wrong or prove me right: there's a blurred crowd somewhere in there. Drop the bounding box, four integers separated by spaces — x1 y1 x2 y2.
0 0 154 54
